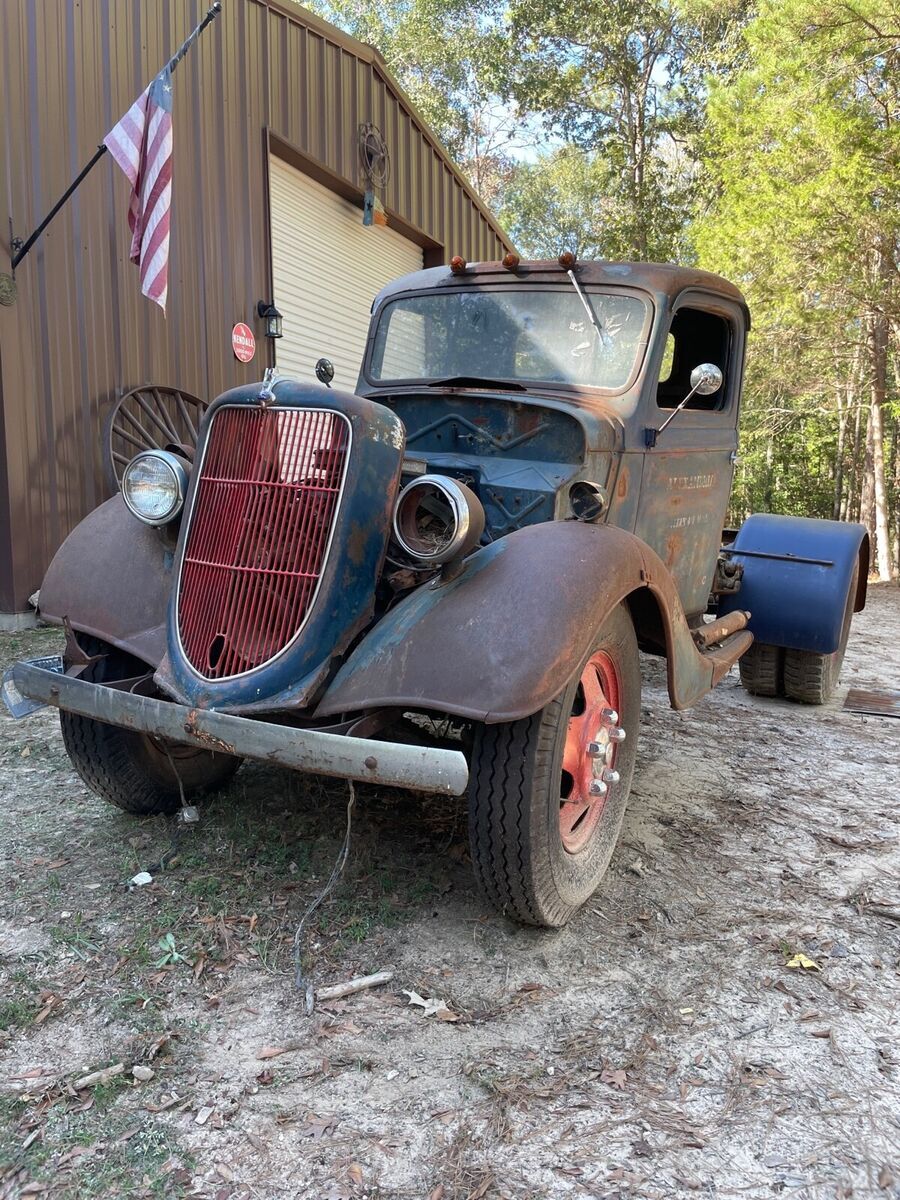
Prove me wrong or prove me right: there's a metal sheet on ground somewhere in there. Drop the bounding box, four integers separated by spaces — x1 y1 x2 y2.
843 687 900 717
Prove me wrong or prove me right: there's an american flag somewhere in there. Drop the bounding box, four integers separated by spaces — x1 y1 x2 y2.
104 67 174 311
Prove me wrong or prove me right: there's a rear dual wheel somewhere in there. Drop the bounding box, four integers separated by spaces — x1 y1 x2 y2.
467 603 640 927
738 564 858 705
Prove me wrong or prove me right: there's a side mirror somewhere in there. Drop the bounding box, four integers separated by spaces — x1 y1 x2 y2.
690 362 723 396
315 357 335 388
646 361 725 447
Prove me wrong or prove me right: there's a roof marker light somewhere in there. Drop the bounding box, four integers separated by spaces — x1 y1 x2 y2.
449 255 467 274
502 252 520 271
558 251 577 270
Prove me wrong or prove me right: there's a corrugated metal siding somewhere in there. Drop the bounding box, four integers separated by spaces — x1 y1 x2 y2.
0 0 510 611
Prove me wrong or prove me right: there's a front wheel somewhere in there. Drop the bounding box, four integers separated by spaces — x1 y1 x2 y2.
467 603 640 927
60 637 242 815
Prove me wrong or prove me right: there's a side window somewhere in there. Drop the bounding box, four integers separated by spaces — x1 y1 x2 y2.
658 333 675 383
657 307 730 410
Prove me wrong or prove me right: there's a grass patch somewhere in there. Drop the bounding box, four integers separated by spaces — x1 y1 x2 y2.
0 996 34 1030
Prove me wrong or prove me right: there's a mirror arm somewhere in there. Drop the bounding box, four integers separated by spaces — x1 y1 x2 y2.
646 382 703 445
657 380 702 436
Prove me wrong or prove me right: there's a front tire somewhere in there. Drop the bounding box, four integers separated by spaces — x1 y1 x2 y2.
60 637 241 815
467 603 640 927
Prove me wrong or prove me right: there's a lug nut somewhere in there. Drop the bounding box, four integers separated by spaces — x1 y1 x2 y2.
588 780 608 797
601 707 619 725
608 726 626 743
602 768 620 784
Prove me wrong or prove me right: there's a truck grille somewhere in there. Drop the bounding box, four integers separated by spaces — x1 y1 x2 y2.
177 405 350 679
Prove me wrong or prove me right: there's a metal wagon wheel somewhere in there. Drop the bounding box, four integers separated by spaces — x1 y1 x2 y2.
103 385 208 492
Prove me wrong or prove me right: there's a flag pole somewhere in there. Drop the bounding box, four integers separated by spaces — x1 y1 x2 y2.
10 1 222 271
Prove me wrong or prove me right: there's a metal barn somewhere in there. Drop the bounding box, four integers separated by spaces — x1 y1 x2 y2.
0 0 511 619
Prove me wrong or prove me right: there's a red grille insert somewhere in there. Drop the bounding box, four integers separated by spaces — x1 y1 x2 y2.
177 405 350 679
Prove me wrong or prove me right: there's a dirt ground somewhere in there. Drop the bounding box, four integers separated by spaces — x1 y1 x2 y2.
0 587 898 1200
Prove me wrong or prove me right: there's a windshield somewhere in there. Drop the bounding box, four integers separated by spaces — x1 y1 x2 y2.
368 287 650 391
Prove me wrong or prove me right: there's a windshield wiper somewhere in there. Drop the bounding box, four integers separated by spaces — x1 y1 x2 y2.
562 266 610 350
425 375 526 391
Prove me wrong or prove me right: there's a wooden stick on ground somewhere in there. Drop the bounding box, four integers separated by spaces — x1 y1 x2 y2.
73 1062 125 1090
316 970 394 1002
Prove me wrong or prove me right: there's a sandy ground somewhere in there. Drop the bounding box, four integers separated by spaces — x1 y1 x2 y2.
0 586 898 1200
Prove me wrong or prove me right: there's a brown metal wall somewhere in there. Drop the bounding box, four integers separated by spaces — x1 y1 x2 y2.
0 0 511 611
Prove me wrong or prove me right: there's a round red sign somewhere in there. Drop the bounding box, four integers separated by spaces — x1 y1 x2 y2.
231 322 256 363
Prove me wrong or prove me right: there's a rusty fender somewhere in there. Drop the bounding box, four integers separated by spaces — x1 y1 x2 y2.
38 495 171 668
39 494 172 667
315 522 752 722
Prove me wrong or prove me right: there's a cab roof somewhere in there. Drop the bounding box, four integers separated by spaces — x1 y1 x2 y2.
373 260 750 327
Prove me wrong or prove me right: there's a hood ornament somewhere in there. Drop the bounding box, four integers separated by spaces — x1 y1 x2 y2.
258 366 280 407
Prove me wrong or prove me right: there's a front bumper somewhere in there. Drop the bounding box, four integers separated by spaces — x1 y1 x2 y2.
4 661 469 797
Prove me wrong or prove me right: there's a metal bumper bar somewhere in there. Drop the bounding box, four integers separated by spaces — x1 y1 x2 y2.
9 662 470 797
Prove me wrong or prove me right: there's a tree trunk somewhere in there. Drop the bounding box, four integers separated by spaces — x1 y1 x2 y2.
845 392 863 522
833 384 848 520
860 408 875 542
867 277 894 579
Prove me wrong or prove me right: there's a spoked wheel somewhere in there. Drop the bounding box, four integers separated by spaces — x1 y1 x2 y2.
467 603 640 927
103 385 208 493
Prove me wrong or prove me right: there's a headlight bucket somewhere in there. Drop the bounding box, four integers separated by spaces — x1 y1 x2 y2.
392 475 485 565
121 450 189 527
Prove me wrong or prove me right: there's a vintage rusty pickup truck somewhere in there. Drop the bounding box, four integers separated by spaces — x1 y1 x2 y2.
3 255 869 926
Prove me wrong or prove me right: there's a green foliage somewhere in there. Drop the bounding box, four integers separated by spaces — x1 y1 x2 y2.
306 0 898 566
695 0 899 559
304 0 512 172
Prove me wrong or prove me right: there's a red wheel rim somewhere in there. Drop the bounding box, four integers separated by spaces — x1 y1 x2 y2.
559 650 622 854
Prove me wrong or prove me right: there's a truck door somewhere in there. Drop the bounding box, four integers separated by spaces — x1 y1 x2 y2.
633 294 745 619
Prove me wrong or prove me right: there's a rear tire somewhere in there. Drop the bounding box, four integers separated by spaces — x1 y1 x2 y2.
467 603 640 928
738 642 783 697
783 564 858 705
60 637 241 815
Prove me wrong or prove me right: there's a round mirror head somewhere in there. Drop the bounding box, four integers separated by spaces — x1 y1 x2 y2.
315 357 335 386
690 363 723 396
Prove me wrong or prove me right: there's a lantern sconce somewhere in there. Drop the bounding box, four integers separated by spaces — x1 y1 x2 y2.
257 300 283 339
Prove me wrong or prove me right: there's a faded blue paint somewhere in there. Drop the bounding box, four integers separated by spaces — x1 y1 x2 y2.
154 381 405 713
718 514 869 653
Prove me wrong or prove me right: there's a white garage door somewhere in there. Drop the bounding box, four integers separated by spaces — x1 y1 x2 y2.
269 155 424 388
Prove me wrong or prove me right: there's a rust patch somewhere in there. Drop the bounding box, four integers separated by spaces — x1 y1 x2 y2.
617 473 628 499
183 709 235 756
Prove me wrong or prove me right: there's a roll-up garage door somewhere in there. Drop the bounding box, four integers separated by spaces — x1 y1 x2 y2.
269 155 424 388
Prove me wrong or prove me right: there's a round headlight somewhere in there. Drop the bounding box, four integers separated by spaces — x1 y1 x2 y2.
122 450 188 526
392 475 485 565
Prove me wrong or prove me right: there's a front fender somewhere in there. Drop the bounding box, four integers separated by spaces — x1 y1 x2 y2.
38 495 171 667
315 521 742 722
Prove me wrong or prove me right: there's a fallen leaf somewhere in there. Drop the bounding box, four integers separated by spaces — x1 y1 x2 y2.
257 1046 289 1060
403 989 458 1020
878 1166 894 1190
33 993 63 1025
786 953 822 971
256 1070 274 1086
299 1114 337 1141
600 1068 628 1090
347 1163 364 1185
